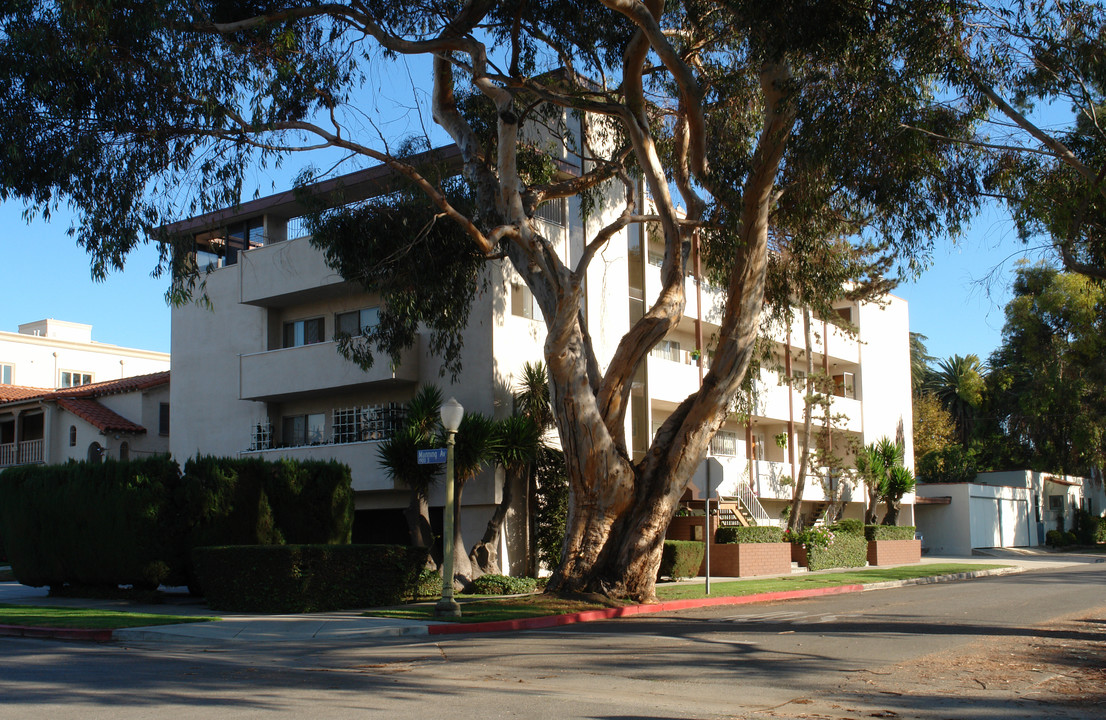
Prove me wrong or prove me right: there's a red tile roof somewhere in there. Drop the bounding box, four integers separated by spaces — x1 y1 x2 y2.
47 371 170 399
0 385 53 403
56 397 148 434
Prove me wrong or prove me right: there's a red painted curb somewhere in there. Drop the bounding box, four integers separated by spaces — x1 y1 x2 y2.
427 583 867 635
0 623 114 642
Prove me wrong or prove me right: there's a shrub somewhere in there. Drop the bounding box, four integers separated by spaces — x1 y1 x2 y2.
0 456 186 589
192 544 428 613
657 540 704 580
832 519 865 537
715 526 784 544
865 525 916 541
784 525 836 550
1073 510 1100 546
534 447 569 572
408 569 442 600
1064 531 1078 546
470 574 538 595
1097 517 1106 545
806 533 867 571
1045 529 1065 547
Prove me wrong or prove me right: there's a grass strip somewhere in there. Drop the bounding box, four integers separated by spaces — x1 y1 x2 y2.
0 604 216 630
370 563 1008 624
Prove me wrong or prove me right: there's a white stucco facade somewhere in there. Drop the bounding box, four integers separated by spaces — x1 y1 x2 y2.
167 148 917 574
0 319 169 390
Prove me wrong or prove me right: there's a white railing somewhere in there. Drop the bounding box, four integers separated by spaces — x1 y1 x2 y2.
0 443 14 468
735 482 773 526
0 439 44 468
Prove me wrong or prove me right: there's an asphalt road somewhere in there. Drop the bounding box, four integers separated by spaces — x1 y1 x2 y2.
0 563 1103 720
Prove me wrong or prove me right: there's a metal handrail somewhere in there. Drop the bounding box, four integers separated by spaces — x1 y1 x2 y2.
734 482 772 526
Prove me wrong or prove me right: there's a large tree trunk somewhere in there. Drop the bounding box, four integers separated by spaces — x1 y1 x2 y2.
866 480 881 524
469 467 517 576
544 64 795 602
403 493 434 567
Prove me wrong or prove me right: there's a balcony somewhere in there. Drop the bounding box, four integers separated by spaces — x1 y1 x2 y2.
238 235 350 306
243 441 394 493
0 439 44 468
240 340 420 402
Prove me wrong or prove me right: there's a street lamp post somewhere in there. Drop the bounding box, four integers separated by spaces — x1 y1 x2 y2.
436 397 464 618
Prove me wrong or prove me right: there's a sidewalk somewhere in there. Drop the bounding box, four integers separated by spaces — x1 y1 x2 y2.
0 549 1098 645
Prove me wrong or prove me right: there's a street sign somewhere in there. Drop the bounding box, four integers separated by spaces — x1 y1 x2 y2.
417 447 449 465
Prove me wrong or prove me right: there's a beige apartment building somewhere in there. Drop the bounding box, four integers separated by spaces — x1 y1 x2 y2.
167 149 915 575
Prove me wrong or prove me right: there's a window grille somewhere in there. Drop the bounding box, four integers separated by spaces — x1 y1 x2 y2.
535 198 566 226
332 403 407 444
250 421 273 451
710 430 739 457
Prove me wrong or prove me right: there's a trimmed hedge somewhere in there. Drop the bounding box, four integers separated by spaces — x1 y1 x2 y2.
832 519 865 537
865 525 916 541
0 455 354 591
715 526 784 544
470 574 538 595
805 533 867 571
658 540 704 579
192 544 428 613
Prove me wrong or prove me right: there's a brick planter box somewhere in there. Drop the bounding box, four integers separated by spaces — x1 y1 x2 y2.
702 542 791 577
791 543 808 567
666 515 718 543
867 539 921 566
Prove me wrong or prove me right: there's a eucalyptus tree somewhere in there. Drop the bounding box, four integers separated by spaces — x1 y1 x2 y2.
0 1 983 600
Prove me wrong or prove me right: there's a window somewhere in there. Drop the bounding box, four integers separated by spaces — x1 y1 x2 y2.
283 317 325 348
511 282 536 320
1048 494 1064 512
250 421 273 451
119 442 130 461
835 306 853 323
650 339 681 363
282 413 325 447
87 442 103 464
0 363 11 385
535 198 566 226
833 372 856 399
333 403 407 444
336 308 380 338
60 371 93 388
710 430 739 457
159 403 170 436
69 426 77 447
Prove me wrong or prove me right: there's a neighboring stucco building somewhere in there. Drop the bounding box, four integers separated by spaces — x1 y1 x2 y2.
915 470 1103 555
0 372 170 470
166 149 915 574
0 318 170 390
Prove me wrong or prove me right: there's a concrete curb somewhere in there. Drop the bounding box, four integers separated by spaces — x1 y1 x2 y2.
428 567 1024 636
0 623 113 642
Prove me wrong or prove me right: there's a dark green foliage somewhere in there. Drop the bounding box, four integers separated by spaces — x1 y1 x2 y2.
192 544 429 613
916 446 978 483
409 568 442 600
470 574 538 595
1064 531 1078 546
1045 529 1065 547
1097 517 1106 545
181 456 353 549
865 525 916 541
657 541 704 580
0 455 353 591
831 519 865 537
714 526 784 544
805 534 867 572
0 457 184 588
534 447 569 571
307 176 487 380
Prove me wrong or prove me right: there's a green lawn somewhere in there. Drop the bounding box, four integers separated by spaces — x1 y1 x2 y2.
0 604 216 630
370 563 1008 624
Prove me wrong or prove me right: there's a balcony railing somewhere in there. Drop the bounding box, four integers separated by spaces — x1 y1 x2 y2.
0 439 44 468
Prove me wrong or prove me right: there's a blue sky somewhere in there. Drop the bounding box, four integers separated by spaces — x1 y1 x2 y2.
1 191 1039 364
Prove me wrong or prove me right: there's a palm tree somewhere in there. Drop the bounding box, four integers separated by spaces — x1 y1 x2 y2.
924 354 985 446
377 385 443 552
909 332 935 394
882 465 915 526
858 437 901 524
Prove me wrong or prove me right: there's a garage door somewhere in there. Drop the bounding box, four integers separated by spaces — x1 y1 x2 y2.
970 496 1030 548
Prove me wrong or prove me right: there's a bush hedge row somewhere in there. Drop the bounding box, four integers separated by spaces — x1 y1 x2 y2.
805 533 867 572
193 544 427 613
864 525 916 541
658 540 704 579
470 574 539 595
0 455 353 590
715 526 784 544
